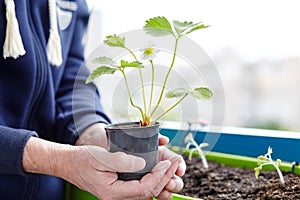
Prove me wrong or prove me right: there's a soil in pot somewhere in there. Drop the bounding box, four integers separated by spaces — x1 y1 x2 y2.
105 122 159 181
179 155 300 200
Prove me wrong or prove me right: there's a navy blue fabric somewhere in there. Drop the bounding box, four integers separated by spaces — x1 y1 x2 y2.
0 174 65 200
0 126 38 176
0 0 110 199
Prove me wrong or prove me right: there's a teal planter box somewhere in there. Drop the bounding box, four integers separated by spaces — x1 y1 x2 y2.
160 122 300 163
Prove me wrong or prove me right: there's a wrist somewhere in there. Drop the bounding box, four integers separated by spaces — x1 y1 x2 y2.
22 137 74 178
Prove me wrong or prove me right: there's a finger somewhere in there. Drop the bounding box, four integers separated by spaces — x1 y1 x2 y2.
158 147 186 177
176 156 186 177
165 175 184 193
151 156 180 197
156 190 172 200
158 134 169 146
93 148 146 172
109 160 172 199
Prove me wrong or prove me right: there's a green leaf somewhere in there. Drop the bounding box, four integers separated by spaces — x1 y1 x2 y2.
267 146 273 154
86 66 117 83
144 16 173 36
258 155 265 160
277 159 282 166
120 60 144 68
184 24 209 35
199 143 209 148
165 88 188 98
91 56 116 65
190 87 213 100
104 34 125 48
255 168 260 179
173 20 203 35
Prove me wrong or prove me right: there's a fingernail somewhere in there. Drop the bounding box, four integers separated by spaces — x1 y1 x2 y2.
131 157 146 171
168 180 177 191
163 191 171 199
153 189 161 197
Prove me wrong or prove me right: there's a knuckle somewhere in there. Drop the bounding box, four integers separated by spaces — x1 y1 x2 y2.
152 189 161 197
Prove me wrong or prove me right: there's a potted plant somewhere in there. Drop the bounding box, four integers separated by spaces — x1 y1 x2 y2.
86 16 213 180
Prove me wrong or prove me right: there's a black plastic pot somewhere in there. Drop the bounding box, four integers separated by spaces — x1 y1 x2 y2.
105 122 159 181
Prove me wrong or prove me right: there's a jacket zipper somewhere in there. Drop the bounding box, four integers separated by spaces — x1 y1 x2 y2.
24 2 47 129
24 28 46 200
24 35 46 128
24 0 47 199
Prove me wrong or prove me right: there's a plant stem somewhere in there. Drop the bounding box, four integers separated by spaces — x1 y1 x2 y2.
151 37 180 116
148 60 155 115
190 141 209 169
151 93 188 124
261 161 285 184
196 146 209 169
121 70 145 121
274 164 285 184
125 47 147 117
125 47 138 61
139 69 147 115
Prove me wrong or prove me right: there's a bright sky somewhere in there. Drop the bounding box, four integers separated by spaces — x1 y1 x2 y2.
87 0 300 62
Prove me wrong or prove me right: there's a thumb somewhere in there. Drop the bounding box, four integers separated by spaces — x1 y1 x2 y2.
101 151 146 173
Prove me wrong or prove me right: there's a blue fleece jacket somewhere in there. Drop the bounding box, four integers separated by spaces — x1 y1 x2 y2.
0 0 110 199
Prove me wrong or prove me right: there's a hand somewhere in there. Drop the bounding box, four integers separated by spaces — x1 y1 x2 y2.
156 134 186 200
76 123 186 199
64 145 180 200
75 123 108 148
23 137 180 200
154 146 186 200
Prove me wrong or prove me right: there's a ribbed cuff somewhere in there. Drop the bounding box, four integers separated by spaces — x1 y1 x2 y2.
0 126 38 176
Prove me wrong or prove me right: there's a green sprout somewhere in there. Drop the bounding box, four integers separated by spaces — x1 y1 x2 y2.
86 16 213 126
255 146 285 184
184 132 209 169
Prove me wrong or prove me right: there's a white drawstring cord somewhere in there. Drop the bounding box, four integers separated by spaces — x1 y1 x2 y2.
3 0 63 67
3 0 26 59
47 0 62 66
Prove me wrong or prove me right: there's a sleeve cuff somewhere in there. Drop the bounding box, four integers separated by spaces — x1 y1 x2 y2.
0 126 38 176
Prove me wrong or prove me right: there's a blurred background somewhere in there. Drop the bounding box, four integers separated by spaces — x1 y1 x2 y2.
84 0 300 131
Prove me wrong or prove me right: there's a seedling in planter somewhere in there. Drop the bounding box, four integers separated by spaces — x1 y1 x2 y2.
86 16 213 126
255 146 285 184
184 132 209 169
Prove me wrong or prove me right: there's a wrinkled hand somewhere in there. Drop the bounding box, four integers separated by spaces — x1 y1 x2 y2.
75 123 186 199
156 133 186 199
155 146 186 199
63 145 180 200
